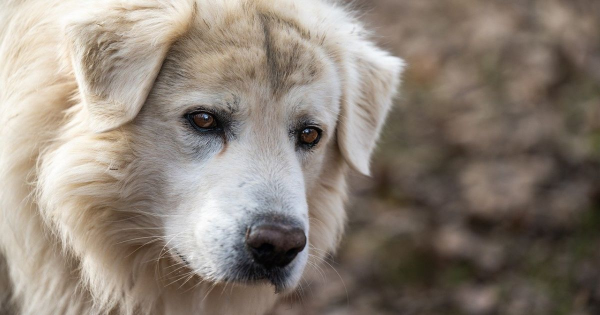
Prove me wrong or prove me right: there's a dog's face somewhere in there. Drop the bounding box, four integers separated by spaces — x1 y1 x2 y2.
44 0 402 298
130 18 343 290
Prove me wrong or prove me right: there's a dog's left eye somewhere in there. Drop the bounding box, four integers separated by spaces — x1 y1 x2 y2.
187 112 219 130
298 127 322 147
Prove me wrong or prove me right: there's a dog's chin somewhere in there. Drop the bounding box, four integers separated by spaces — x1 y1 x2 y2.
220 260 304 293
173 249 306 293
198 255 307 294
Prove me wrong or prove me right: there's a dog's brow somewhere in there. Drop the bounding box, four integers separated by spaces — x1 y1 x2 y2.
258 13 323 99
289 104 328 133
180 93 240 115
222 94 241 113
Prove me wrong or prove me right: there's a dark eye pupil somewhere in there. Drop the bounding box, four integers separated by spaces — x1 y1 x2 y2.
192 112 216 128
300 128 319 144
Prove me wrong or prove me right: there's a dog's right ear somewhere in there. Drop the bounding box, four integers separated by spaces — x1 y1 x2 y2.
64 1 195 133
336 40 404 176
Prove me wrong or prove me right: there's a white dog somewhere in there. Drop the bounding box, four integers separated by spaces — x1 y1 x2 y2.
0 0 403 314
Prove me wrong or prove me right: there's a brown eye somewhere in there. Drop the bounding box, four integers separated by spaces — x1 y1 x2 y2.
191 112 217 129
299 127 321 146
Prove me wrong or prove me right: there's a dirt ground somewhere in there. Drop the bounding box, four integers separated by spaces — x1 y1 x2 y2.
271 1 600 314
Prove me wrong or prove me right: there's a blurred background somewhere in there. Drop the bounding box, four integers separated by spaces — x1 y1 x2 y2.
272 0 600 314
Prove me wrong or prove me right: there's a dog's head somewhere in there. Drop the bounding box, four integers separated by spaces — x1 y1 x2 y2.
44 0 402 298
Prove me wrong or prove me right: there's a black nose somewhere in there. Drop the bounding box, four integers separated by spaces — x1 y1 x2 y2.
246 223 307 268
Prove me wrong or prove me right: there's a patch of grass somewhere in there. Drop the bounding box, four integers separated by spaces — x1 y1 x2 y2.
590 131 600 158
381 241 436 287
439 262 476 288
571 206 600 260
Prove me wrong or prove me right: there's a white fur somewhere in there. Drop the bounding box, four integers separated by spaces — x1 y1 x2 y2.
0 0 403 314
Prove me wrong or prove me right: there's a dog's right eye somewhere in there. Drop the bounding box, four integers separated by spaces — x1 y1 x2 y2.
298 127 322 148
187 112 219 131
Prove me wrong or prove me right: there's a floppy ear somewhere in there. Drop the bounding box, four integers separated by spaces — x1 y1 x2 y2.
337 41 405 175
64 1 195 132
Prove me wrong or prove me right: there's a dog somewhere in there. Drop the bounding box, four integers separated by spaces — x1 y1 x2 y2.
0 0 403 314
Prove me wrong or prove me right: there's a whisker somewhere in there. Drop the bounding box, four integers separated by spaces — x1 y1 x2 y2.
201 282 219 303
319 257 349 308
124 238 162 258
116 235 162 245
178 272 197 289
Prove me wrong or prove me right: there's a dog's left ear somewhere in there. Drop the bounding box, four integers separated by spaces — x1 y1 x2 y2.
64 1 195 133
337 41 405 175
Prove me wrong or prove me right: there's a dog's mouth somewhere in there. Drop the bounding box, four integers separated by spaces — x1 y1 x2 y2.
230 261 295 293
171 249 296 293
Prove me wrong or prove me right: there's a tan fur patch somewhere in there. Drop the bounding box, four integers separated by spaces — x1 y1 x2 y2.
161 7 324 98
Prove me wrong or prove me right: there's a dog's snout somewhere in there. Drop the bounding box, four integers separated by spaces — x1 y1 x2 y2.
246 223 306 268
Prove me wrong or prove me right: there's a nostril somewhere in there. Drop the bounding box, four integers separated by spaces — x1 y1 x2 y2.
245 222 306 268
285 247 301 259
254 243 274 254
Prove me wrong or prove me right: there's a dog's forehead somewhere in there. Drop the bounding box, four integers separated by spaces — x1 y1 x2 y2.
161 8 331 102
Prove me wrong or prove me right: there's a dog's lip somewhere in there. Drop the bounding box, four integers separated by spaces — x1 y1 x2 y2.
260 268 290 293
172 249 296 292
221 261 295 293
